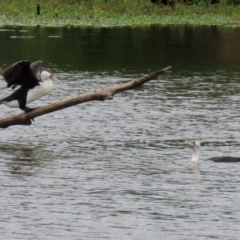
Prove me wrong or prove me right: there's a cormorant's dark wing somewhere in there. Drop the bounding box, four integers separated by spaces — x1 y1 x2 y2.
30 60 43 76
206 156 240 162
2 60 39 88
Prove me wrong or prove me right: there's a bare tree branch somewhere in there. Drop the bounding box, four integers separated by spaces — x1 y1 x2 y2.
0 66 172 128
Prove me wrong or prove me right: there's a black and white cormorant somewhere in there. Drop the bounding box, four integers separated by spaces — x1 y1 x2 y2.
0 60 60 112
185 140 240 163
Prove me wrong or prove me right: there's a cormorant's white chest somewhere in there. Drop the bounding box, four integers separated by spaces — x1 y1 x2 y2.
27 80 53 104
1 100 19 108
1 80 53 108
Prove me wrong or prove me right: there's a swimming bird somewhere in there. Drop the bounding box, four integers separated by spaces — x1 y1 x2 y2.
0 60 60 112
185 140 240 163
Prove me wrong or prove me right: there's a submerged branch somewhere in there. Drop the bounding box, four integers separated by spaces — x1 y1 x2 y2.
0 66 172 128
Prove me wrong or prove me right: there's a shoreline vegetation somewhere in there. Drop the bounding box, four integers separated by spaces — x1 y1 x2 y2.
0 0 240 28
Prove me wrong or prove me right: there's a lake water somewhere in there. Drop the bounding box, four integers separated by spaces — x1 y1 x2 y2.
0 25 240 240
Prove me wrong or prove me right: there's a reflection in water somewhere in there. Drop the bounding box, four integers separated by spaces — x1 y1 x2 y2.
0 25 240 240
0 26 240 74
0 145 53 176
189 163 201 174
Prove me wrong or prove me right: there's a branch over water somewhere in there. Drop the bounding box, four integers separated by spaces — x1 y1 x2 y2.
0 66 172 128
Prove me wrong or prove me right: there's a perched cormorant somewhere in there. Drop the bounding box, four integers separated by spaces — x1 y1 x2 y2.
0 60 60 112
185 140 240 163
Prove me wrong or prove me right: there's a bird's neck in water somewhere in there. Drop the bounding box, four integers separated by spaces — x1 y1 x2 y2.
191 147 200 162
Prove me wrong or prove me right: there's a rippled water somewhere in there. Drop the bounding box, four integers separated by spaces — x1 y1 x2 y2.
0 26 240 239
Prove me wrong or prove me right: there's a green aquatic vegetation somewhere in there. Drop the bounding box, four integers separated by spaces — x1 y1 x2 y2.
0 0 240 27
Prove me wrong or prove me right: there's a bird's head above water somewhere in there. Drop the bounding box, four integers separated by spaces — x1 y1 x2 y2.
185 139 201 150
40 71 61 83
185 140 201 162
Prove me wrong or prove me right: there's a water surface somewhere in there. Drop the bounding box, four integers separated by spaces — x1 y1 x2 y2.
0 25 240 240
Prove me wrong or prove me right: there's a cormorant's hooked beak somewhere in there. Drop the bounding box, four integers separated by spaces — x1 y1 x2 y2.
50 74 61 83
